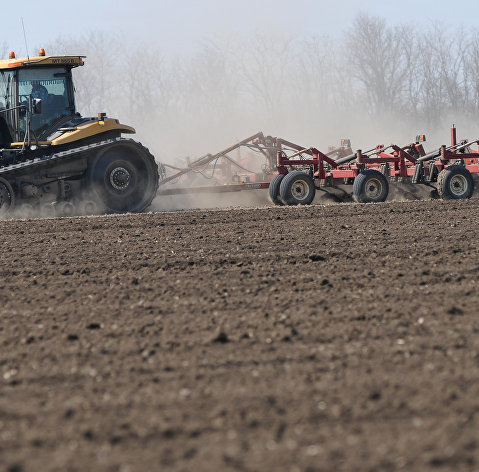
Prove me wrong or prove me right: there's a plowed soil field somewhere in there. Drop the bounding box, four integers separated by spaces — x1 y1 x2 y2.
1 198 479 471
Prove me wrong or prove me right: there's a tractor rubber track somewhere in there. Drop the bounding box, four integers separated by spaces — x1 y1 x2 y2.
0 137 160 213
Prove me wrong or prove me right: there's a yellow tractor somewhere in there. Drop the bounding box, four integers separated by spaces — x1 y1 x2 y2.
0 49 160 216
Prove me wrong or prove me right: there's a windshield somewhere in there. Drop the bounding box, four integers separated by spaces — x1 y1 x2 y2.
18 67 74 139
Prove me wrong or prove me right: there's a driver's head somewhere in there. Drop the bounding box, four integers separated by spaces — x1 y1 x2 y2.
31 82 48 99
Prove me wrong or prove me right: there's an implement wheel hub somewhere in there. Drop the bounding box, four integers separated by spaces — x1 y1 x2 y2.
365 178 383 199
450 174 467 196
291 179 311 201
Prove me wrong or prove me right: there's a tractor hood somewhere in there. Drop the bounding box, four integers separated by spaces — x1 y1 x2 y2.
46 117 136 145
10 117 135 148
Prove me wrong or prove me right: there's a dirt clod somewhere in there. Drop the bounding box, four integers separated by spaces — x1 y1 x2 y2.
212 331 230 343
447 306 464 316
86 323 101 330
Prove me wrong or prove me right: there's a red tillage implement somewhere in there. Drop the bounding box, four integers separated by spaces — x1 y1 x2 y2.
157 126 478 205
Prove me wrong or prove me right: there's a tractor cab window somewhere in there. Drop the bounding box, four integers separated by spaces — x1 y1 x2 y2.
0 71 15 145
18 67 74 139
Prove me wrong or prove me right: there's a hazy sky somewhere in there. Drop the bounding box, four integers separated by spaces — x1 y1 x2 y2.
3 0 478 57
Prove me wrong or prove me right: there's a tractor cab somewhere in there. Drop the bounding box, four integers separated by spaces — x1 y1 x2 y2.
0 50 82 145
18 67 75 139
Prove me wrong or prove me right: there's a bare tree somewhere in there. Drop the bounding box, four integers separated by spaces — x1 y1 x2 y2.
412 25 469 127
179 40 239 120
434 28 467 111
467 33 479 114
238 33 296 116
345 14 414 114
118 44 184 140
294 36 336 111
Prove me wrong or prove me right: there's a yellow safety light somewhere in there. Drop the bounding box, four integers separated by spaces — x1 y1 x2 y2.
39 48 46 56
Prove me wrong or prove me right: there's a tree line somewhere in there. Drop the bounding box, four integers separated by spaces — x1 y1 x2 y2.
3 15 479 160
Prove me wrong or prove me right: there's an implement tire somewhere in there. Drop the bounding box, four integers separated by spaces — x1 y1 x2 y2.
437 165 474 200
279 171 316 206
269 173 285 205
353 169 389 203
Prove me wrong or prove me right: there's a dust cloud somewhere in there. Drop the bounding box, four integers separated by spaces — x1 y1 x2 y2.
152 190 270 212
3 13 478 214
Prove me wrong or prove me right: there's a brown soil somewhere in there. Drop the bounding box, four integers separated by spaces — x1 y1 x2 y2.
1 199 479 471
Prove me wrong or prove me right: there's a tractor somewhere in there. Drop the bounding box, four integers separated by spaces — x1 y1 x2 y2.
0 49 160 217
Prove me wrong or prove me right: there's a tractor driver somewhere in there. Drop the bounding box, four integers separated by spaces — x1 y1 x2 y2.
31 81 48 100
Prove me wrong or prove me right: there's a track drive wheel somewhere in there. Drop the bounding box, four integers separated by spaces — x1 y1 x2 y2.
268 173 285 205
78 200 98 216
352 169 389 203
17 204 35 219
56 201 75 217
40 203 56 218
87 141 159 213
279 171 316 205
0 177 15 216
437 165 474 200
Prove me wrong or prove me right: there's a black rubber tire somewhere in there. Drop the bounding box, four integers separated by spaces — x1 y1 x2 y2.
437 165 474 200
269 173 285 205
352 169 389 203
0 177 15 216
279 171 316 205
86 140 159 213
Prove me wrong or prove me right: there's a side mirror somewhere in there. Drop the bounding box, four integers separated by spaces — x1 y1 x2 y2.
33 98 42 115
